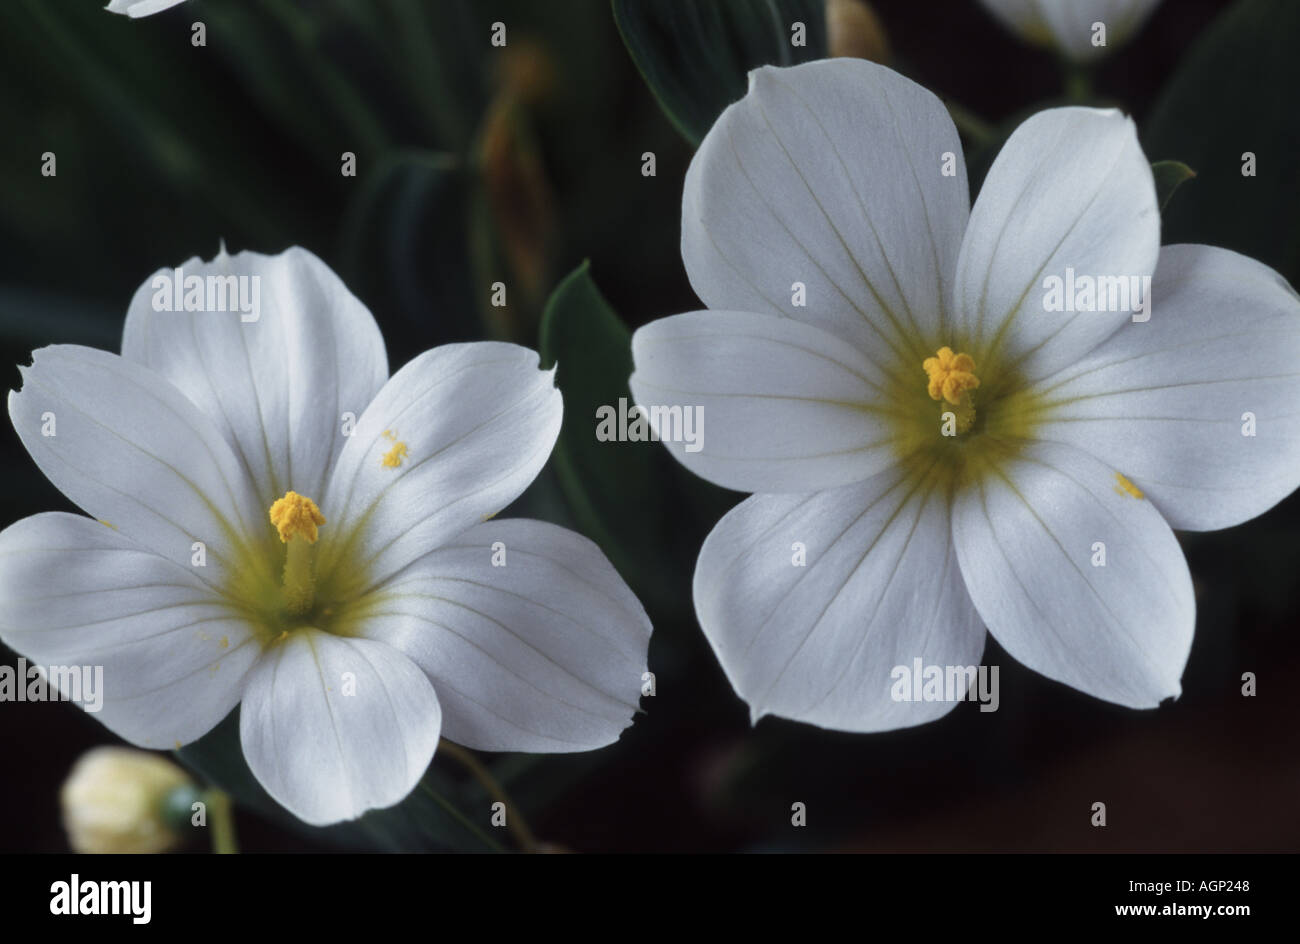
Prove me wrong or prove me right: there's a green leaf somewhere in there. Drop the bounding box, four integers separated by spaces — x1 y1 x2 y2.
539 262 683 610
177 709 504 853
613 0 828 145
1143 0 1300 284
1150 160 1196 212
338 150 486 350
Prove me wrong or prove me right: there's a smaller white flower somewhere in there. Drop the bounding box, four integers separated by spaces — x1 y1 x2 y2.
106 0 188 18
62 747 192 854
979 0 1161 62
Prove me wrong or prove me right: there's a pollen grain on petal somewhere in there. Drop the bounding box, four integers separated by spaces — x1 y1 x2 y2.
380 429 409 468
1114 471 1144 499
269 491 326 543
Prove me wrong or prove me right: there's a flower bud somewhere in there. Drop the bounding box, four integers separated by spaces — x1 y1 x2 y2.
60 747 193 854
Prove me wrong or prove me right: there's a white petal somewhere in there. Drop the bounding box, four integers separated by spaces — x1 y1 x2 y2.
8 345 264 589
239 631 441 826
316 343 561 590
1031 245 1300 531
630 311 902 493
122 246 388 503
683 59 969 361
0 513 258 747
953 107 1159 382
694 468 986 732
362 519 650 752
979 0 1162 62
952 441 1194 708
106 0 187 17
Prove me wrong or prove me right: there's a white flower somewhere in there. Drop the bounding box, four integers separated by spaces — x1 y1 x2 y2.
0 246 650 826
61 747 192 854
106 0 188 18
630 59 1300 730
979 0 1162 62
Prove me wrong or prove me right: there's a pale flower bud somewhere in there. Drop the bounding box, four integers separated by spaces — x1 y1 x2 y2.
60 747 192 854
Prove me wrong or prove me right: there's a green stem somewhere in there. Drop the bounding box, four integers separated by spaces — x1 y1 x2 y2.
945 100 995 147
1064 65 1092 103
418 780 507 853
205 789 238 855
438 739 539 853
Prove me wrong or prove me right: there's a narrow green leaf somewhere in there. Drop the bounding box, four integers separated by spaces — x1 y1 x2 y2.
538 262 682 610
613 0 828 145
1143 0 1300 283
1151 160 1196 212
338 150 486 350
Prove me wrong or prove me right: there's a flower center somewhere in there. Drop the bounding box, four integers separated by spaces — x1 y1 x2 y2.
268 491 325 617
922 346 980 434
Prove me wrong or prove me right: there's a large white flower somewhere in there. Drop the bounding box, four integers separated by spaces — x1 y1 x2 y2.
979 0 1162 62
0 246 650 826
106 0 188 18
630 59 1300 730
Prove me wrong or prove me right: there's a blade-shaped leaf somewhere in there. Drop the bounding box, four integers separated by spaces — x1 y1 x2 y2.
613 0 828 145
1151 160 1196 212
539 262 686 611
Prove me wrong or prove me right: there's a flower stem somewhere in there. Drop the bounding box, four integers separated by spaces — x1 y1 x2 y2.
205 789 239 855
418 780 506 853
944 100 995 147
437 739 539 853
1064 65 1092 103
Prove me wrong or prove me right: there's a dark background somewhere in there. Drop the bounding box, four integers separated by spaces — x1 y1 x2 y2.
1 0 1296 853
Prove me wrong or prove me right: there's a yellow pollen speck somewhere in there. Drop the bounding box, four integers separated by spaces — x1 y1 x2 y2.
98 520 115 530
269 491 326 543
219 636 229 649
174 741 182 750
380 429 408 468
381 441 408 468
1114 472 1144 499
922 346 981 405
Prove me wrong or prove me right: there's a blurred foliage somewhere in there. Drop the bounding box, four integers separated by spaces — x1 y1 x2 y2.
2 0 1298 853
1144 0 1300 285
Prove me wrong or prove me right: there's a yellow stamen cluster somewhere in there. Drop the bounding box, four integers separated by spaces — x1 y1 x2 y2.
269 491 326 543
922 347 981 405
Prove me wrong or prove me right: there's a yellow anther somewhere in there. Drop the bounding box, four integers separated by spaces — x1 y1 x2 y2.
1114 472 1144 499
922 346 981 406
269 491 325 543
